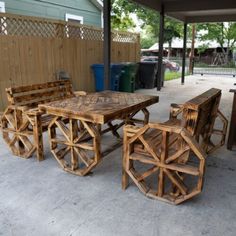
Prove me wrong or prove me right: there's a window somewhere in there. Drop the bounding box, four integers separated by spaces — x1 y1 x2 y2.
65 13 83 24
0 1 5 12
65 13 84 38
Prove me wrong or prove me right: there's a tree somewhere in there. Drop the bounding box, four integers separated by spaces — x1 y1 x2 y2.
197 22 236 64
111 0 183 51
111 0 136 30
164 18 183 58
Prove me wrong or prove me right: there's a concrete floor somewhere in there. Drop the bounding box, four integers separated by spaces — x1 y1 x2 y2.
0 75 236 236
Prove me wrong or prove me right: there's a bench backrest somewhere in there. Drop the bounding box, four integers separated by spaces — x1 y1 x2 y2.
181 88 221 137
6 80 75 108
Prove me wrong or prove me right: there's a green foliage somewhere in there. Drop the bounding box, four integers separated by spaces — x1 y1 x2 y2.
111 0 136 30
193 62 210 68
164 71 181 81
197 22 236 53
164 18 182 44
197 44 209 54
164 71 190 81
136 8 160 37
111 0 182 49
140 37 156 49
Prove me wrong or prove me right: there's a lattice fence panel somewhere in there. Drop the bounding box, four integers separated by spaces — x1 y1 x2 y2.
111 31 139 43
80 26 103 41
0 16 61 37
0 13 139 43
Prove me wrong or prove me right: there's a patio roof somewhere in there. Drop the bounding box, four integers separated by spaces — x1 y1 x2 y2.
103 0 236 91
132 0 236 23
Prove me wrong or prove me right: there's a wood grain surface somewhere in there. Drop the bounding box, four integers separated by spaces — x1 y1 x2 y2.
122 88 228 204
39 91 159 124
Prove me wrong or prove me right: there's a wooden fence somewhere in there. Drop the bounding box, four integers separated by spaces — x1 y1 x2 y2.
0 13 140 110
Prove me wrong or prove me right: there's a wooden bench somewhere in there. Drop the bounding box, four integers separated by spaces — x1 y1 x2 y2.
1 80 86 161
122 88 228 205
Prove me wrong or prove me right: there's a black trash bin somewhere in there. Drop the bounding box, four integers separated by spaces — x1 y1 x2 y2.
136 62 158 89
136 61 166 89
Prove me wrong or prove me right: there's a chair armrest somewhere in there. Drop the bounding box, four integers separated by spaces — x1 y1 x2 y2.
169 103 184 119
124 122 207 159
124 121 184 140
74 91 87 96
7 105 29 112
25 108 45 116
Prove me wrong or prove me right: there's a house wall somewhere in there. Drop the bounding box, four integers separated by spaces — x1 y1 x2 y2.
1 0 102 27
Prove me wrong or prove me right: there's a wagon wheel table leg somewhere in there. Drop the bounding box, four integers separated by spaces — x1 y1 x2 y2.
25 113 44 161
1 106 36 158
48 116 101 176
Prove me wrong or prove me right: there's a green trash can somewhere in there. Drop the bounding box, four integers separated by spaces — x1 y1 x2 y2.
119 62 138 92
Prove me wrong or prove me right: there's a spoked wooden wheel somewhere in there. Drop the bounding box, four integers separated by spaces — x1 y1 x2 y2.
200 110 228 154
123 124 206 205
1 107 36 158
48 116 101 176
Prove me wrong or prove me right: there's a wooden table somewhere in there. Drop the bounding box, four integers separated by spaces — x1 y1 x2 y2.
227 89 236 150
39 91 159 176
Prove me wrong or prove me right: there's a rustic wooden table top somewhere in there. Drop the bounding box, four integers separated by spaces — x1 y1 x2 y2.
39 91 159 124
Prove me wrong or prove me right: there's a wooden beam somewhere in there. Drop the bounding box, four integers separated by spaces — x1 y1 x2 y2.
164 0 236 13
132 0 161 11
186 14 236 23
103 0 111 90
181 23 187 85
157 5 164 91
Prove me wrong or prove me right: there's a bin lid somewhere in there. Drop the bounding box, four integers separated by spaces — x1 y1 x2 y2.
91 64 104 68
139 61 157 64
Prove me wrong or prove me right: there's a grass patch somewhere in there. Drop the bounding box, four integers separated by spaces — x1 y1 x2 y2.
164 71 181 81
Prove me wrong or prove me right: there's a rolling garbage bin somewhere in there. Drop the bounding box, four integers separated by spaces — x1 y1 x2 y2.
136 61 166 89
91 64 124 91
119 62 138 92
137 62 158 89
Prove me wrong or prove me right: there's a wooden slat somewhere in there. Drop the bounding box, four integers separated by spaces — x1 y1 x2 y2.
161 163 199 176
184 88 221 110
0 13 140 111
16 94 74 107
7 80 71 94
75 142 94 151
164 169 187 195
55 120 70 142
74 148 91 167
13 85 72 100
165 146 190 164
6 81 74 107
40 92 159 124
136 166 159 182
130 152 157 165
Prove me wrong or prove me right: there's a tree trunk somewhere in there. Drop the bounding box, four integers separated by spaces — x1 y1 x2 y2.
221 47 228 65
225 47 230 64
189 24 195 74
167 41 172 59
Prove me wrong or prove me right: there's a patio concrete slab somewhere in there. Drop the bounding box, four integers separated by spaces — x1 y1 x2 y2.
0 75 236 236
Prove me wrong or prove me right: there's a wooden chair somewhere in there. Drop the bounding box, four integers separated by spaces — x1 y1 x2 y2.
122 88 228 204
1 80 86 161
